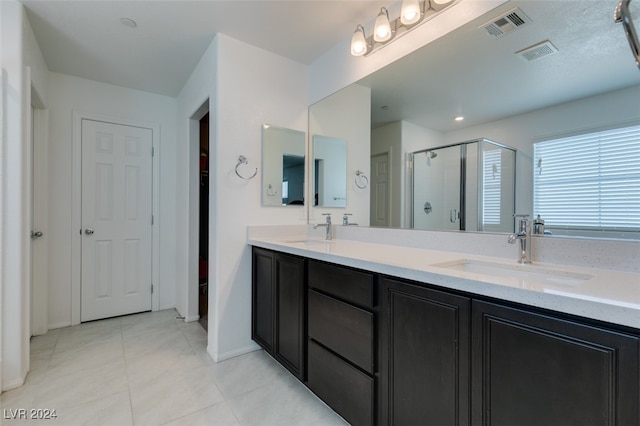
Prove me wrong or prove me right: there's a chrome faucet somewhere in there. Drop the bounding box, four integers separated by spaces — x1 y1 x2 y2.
342 213 358 226
314 213 332 240
508 214 531 264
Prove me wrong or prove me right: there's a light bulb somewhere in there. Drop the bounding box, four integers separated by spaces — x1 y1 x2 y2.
401 0 421 25
373 7 392 42
350 25 368 56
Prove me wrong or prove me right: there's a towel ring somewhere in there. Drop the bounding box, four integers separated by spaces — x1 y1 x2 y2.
355 170 369 189
235 155 257 180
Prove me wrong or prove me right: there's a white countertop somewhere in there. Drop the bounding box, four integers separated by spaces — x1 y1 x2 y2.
248 235 640 330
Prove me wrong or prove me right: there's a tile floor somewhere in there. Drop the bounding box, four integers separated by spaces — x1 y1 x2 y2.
0 309 348 426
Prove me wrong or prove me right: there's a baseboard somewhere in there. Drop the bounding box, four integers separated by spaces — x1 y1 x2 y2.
47 321 71 330
208 342 261 362
184 315 200 322
158 303 175 311
2 376 25 392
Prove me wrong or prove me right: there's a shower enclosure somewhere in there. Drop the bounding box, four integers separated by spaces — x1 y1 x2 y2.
411 138 516 232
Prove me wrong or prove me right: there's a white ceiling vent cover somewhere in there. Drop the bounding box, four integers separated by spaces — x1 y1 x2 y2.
481 8 531 39
516 40 559 62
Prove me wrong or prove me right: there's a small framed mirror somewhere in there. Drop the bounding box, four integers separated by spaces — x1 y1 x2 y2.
312 134 347 207
261 124 306 206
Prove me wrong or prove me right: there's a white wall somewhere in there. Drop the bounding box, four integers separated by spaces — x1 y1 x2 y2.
176 34 309 360
46 72 178 328
309 84 371 226
0 0 29 391
23 14 48 106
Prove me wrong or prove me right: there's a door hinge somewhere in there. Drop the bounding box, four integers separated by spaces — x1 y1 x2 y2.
152 146 155 157
151 284 154 294
151 215 154 225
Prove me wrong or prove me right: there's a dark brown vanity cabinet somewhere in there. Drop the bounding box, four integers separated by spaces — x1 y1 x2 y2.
251 247 640 426
379 276 471 426
379 276 640 426
251 247 306 380
472 300 640 426
307 260 376 426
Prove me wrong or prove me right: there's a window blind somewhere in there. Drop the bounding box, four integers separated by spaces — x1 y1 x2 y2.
533 124 640 231
483 149 502 225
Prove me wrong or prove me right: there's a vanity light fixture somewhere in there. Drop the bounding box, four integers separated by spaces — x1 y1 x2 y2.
401 0 421 25
374 7 393 42
350 0 457 56
351 25 369 56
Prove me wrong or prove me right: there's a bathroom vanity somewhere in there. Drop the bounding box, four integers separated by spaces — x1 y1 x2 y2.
250 235 640 426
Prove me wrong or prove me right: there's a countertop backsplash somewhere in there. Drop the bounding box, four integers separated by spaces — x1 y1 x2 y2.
248 224 640 274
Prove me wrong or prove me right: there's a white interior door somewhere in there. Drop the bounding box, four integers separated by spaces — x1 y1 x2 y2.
370 152 390 227
81 119 152 322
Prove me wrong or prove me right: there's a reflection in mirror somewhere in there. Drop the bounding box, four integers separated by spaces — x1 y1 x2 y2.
261 124 305 206
312 135 347 207
410 139 516 232
310 0 640 239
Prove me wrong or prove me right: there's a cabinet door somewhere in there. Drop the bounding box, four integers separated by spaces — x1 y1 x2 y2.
379 277 471 426
252 247 274 352
472 300 640 426
275 253 306 380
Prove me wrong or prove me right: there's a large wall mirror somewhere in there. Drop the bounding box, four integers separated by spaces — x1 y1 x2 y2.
309 0 640 240
262 124 306 206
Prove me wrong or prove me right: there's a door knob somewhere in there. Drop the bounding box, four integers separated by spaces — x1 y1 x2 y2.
84 228 94 235
31 231 44 239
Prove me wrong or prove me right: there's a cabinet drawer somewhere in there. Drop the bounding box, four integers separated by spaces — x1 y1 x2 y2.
308 289 374 373
308 340 374 426
308 260 374 308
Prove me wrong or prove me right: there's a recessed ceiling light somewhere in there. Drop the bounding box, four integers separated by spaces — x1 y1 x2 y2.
120 18 137 28
454 116 465 121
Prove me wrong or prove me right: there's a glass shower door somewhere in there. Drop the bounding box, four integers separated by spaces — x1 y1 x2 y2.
412 145 461 231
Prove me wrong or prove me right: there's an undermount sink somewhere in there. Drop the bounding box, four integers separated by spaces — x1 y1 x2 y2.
431 259 593 287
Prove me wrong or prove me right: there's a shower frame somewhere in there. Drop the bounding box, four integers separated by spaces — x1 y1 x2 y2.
409 138 517 231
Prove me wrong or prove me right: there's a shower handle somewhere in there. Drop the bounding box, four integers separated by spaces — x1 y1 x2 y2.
450 209 459 223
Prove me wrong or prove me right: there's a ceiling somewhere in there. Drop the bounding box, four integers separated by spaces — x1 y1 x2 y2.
20 0 640 127
20 0 387 97
359 0 640 132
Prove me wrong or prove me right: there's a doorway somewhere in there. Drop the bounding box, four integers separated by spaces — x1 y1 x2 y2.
30 103 48 336
199 113 209 331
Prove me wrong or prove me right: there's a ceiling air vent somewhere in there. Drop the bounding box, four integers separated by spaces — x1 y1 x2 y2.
516 40 558 62
481 8 531 39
